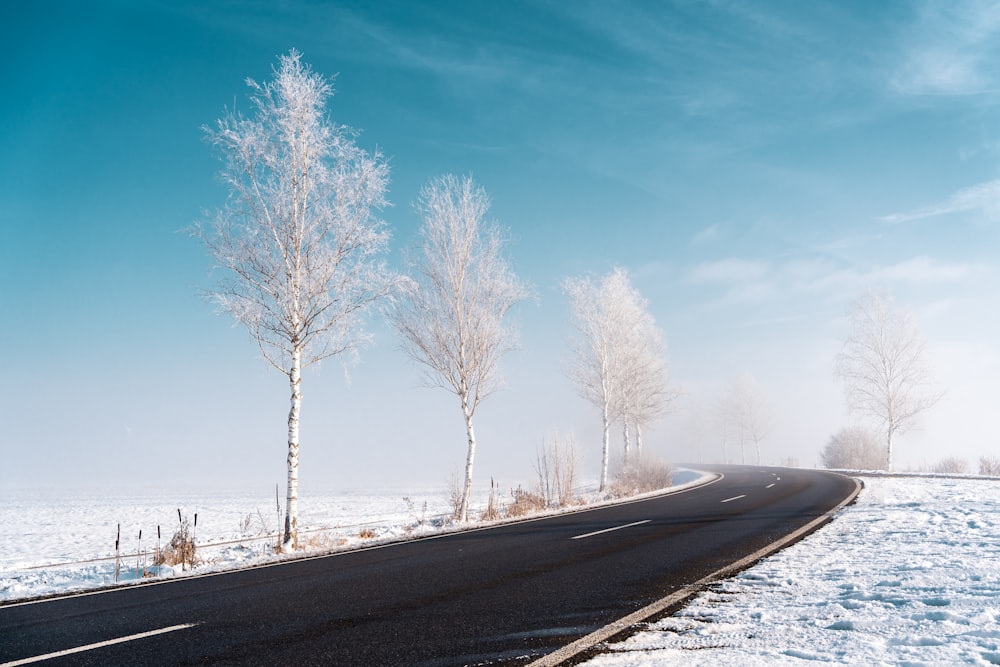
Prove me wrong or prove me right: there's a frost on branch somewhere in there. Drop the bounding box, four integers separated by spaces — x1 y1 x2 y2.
563 268 678 491
390 174 528 523
835 291 942 470
194 50 398 548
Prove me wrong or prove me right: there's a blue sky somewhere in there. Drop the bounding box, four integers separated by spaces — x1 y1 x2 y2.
2 1 999 493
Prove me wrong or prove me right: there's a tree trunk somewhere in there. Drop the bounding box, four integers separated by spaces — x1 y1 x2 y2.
635 421 643 461
622 418 631 468
459 394 477 523
600 399 610 493
886 427 894 471
283 347 301 549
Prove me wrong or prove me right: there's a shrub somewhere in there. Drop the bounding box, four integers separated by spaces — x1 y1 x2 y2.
821 427 885 470
154 519 197 568
535 433 579 508
506 486 547 517
447 471 464 522
239 508 272 540
609 457 673 497
980 455 1000 477
931 457 968 474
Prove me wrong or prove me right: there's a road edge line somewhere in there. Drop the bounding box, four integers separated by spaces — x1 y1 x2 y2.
527 474 863 667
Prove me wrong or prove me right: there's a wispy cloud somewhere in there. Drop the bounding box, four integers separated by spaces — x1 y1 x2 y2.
881 179 1000 223
687 258 770 284
810 257 987 293
691 224 724 244
890 2 1000 96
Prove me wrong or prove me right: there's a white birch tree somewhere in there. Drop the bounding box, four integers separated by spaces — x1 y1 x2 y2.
195 51 397 548
564 268 676 489
617 305 679 463
835 291 942 470
390 174 527 523
717 373 774 466
564 270 630 491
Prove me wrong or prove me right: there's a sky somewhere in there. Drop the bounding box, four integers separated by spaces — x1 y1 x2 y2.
2 0 999 494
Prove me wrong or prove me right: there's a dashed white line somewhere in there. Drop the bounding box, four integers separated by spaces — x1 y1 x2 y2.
1 623 198 667
720 495 747 503
766 483 776 489
571 520 651 540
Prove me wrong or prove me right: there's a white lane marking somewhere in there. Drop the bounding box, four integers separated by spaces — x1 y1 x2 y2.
766 483 776 489
720 495 747 503
530 476 865 667
571 520 651 540
1 623 198 667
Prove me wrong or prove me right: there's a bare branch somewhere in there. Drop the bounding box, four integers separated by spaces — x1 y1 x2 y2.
193 51 399 547
389 174 528 522
835 291 943 469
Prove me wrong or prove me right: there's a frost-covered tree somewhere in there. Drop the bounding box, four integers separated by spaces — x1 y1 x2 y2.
835 291 942 470
390 175 527 523
821 426 885 470
717 374 774 466
196 51 397 548
564 268 676 490
615 292 679 464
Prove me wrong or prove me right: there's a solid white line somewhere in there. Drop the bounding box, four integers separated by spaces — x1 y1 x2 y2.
571 520 651 540
720 495 747 503
766 483 776 489
1 624 198 666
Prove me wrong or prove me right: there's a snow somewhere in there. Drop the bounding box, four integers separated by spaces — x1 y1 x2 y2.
582 475 1000 666
0 487 455 601
0 470 708 602
4 473 998 666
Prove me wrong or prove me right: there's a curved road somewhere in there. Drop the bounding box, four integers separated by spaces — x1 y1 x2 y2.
0 465 859 666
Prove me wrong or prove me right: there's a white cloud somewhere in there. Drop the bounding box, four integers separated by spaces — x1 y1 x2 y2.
881 179 1000 223
687 258 770 284
809 257 986 294
890 2 1000 97
691 224 724 244
874 257 980 284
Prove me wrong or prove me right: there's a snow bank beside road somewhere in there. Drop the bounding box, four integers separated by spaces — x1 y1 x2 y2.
583 475 1000 666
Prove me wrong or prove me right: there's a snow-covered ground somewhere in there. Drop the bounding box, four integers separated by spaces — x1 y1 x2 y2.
4 473 998 666
0 471 707 602
582 475 1000 666
0 486 456 601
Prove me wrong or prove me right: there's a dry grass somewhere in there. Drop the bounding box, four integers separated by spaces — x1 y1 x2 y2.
536 434 579 508
609 457 673 497
154 519 198 568
481 479 502 521
506 486 547 517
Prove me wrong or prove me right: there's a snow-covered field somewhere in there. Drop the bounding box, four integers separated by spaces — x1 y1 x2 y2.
583 475 1000 666
0 486 455 602
4 474 998 666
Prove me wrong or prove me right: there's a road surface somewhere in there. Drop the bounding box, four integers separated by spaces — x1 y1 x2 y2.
0 465 859 666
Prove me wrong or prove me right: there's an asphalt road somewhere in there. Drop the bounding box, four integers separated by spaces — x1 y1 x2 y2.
0 465 859 666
